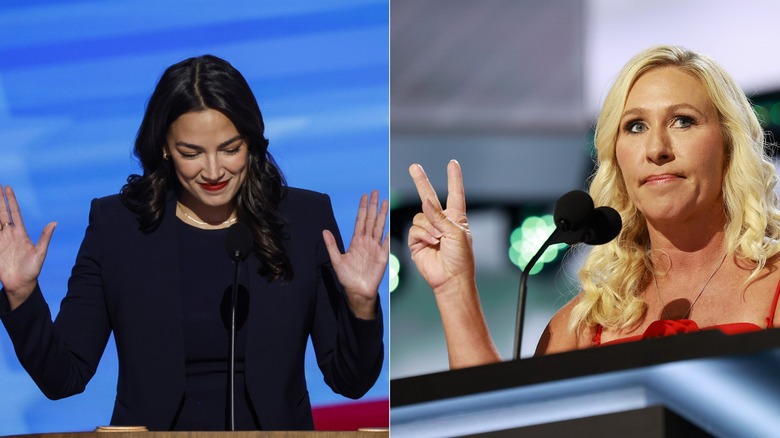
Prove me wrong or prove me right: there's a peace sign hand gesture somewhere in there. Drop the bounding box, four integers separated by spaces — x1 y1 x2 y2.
407 160 475 296
0 185 57 310
406 160 500 368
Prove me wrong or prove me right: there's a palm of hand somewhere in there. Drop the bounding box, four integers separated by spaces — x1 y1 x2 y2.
0 186 55 298
333 233 388 300
0 224 50 295
322 191 388 318
410 211 475 292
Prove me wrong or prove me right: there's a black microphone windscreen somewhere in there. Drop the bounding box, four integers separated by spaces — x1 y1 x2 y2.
225 222 253 262
584 206 622 245
553 190 594 231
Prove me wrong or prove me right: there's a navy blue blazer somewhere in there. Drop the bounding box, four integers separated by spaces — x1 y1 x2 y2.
1 188 384 430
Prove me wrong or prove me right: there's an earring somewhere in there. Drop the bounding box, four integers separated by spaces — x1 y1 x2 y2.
162 150 170 160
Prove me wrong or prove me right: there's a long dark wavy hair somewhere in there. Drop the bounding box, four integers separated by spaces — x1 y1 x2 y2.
121 54 292 281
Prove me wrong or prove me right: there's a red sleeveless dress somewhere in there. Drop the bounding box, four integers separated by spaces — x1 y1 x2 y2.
592 279 780 346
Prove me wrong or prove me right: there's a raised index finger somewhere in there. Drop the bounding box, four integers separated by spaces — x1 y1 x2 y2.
3 185 26 230
0 185 8 224
408 163 443 211
445 160 467 215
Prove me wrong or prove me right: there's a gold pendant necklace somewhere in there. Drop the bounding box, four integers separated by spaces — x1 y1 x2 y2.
177 202 237 226
652 252 728 320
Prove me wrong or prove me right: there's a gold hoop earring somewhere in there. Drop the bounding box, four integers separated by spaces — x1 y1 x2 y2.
162 150 170 160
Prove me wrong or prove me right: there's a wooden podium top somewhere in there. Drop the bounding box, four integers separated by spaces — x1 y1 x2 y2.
7 431 388 438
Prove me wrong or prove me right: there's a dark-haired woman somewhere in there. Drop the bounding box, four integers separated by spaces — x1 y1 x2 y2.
0 55 387 431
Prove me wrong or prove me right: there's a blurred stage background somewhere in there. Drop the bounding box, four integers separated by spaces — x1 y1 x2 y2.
0 0 388 434
390 0 780 376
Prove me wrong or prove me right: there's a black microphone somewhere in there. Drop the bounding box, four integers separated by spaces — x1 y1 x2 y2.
584 206 622 245
224 222 252 431
550 190 595 245
226 222 253 262
513 191 621 360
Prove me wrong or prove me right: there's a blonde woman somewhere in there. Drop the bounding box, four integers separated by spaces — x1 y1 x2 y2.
408 45 780 367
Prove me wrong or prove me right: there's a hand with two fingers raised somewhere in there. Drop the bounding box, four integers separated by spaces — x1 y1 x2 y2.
407 161 476 297
406 160 500 368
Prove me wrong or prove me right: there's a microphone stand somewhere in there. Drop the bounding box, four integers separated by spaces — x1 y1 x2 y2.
513 227 585 360
513 194 621 360
513 232 557 360
224 222 253 431
229 251 241 431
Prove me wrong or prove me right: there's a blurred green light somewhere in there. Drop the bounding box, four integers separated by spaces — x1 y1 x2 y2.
754 104 770 127
389 253 400 293
508 213 567 274
770 103 780 126
528 263 544 275
540 245 560 263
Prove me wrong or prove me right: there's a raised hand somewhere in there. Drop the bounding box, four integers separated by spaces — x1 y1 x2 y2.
407 160 475 296
323 190 389 320
0 185 57 310
407 161 500 368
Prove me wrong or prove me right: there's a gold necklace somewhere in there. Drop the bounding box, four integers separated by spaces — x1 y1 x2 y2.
652 252 728 320
176 202 237 226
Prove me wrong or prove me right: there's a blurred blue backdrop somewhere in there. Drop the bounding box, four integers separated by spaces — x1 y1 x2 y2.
0 0 388 433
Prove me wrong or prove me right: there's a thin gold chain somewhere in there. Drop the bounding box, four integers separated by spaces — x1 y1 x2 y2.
653 252 728 320
176 202 237 226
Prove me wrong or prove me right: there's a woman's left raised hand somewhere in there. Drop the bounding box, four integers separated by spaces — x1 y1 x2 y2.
323 190 389 320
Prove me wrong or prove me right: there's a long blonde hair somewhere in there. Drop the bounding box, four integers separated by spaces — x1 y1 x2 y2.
569 45 780 331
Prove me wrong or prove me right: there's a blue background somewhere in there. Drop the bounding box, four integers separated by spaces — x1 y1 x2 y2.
0 0 389 433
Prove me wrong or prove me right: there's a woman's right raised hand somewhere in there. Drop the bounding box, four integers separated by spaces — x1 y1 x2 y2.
407 161 501 368
0 185 56 310
407 160 476 296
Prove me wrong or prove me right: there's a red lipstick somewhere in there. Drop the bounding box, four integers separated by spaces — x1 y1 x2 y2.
200 181 228 192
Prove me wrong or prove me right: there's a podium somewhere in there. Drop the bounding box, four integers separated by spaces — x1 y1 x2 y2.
6 432 387 438
391 328 780 437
